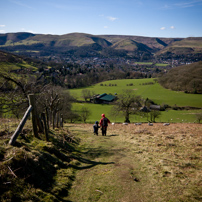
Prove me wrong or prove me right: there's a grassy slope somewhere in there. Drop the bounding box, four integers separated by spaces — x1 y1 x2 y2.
69 78 202 108
67 123 202 202
159 62 202 93
1 119 202 201
72 103 201 123
158 37 202 54
0 120 78 201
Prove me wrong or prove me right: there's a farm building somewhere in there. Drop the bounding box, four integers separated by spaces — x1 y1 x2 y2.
140 104 161 112
150 105 161 110
91 93 116 104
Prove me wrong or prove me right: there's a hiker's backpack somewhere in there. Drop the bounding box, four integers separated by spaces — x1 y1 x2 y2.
103 117 108 127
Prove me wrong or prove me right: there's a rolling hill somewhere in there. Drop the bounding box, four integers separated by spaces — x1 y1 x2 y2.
1 32 202 60
156 37 202 55
159 61 202 93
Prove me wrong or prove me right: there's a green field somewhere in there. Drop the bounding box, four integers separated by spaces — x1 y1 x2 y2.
72 103 201 123
134 62 153 65
69 78 202 123
0 61 38 71
155 63 169 66
134 62 169 66
69 78 202 107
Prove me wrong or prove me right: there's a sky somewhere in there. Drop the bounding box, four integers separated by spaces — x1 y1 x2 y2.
0 0 202 38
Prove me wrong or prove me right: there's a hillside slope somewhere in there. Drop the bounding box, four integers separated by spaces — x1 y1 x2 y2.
159 61 202 93
0 125 79 201
157 37 202 55
0 32 186 59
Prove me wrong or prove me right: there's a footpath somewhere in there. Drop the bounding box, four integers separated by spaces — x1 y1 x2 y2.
66 123 202 202
67 124 149 202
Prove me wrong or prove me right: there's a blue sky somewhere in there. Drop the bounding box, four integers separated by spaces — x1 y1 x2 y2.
0 0 202 38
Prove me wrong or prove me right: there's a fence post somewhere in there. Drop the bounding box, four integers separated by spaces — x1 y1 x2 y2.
9 105 33 145
60 114 63 128
41 112 49 141
28 94 39 138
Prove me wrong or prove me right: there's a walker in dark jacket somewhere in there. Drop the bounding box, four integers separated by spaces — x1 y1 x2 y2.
93 121 100 135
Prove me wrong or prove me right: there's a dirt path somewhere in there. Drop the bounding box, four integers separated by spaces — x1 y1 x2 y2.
67 124 145 202
66 123 202 202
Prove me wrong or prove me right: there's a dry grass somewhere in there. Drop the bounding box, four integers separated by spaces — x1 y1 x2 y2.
67 123 202 202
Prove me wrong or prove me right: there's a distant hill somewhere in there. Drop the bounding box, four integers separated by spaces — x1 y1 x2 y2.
159 61 202 94
0 50 48 72
0 32 202 61
156 37 202 55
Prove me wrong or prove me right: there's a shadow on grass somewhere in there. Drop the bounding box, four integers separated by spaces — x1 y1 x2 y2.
69 155 114 170
109 134 119 137
69 145 118 170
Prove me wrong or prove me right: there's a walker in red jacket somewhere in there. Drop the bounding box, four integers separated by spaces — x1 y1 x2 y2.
99 114 110 136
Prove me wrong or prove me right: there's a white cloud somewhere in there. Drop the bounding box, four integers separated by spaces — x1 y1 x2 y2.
107 16 118 21
0 25 5 27
160 27 166 30
104 26 108 29
21 28 34 33
0 30 5 33
170 26 175 29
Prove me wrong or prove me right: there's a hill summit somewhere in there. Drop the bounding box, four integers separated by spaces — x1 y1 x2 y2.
0 32 202 61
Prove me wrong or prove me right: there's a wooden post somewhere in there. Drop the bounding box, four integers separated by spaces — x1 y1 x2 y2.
9 105 33 145
60 114 63 128
28 94 38 138
41 112 49 141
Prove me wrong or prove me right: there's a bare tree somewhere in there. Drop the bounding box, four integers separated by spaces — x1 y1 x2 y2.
80 106 91 123
0 66 41 118
37 85 74 128
81 89 94 102
111 90 142 123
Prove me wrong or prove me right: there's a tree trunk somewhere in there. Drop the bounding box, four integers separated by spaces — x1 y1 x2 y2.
124 110 130 123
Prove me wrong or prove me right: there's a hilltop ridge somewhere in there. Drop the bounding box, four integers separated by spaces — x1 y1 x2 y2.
1 32 201 62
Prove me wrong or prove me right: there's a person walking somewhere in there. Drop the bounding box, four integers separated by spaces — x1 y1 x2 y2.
99 114 110 136
93 121 100 135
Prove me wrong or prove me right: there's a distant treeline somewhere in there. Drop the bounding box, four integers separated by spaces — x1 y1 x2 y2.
0 50 152 89
41 62 150 89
